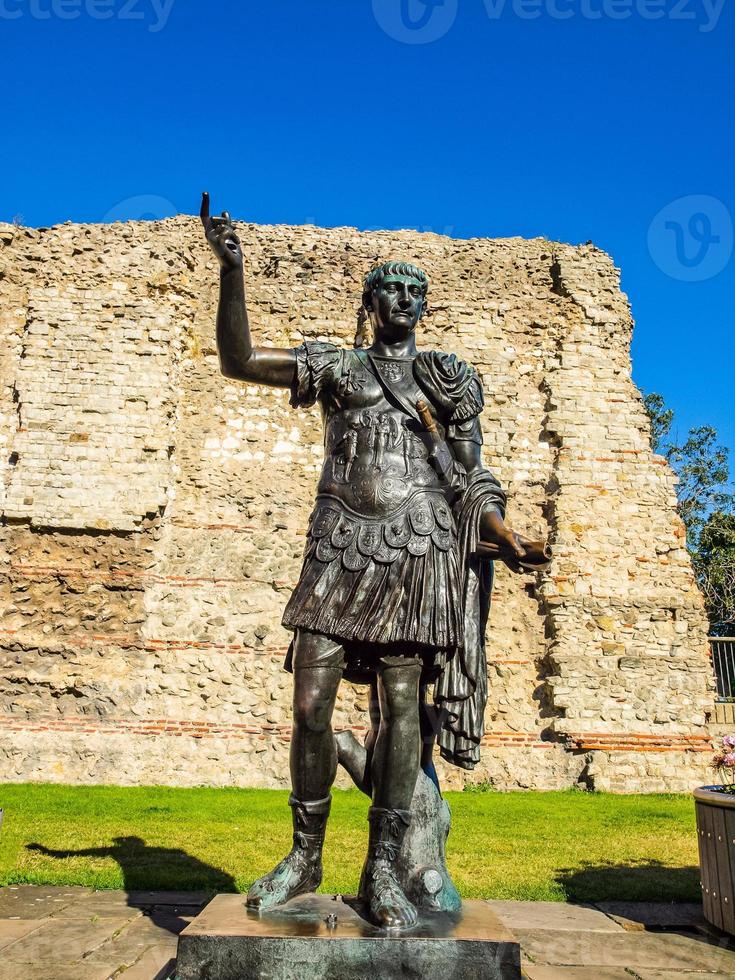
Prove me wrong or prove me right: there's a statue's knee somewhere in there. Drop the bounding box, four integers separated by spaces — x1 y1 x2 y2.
293 670 337 735
380 668 421 722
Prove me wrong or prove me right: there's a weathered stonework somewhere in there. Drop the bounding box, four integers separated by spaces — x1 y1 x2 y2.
0 217 717 792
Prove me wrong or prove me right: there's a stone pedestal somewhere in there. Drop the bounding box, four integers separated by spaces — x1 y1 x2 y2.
176 893 521 980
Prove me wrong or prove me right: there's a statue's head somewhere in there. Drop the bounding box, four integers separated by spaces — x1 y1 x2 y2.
362 261 429 340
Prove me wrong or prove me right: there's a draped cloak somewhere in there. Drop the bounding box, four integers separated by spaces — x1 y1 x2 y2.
436 470 506 769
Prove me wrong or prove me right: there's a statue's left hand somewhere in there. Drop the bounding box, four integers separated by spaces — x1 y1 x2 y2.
479 508 525 552
477 508 536 574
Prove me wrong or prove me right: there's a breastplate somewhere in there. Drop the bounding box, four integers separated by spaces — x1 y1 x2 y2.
317 356 445 518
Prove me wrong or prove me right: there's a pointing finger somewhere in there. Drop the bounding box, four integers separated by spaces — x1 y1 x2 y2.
200 192 211 229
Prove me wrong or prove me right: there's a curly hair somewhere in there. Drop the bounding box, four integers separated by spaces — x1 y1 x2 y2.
362 261 429 309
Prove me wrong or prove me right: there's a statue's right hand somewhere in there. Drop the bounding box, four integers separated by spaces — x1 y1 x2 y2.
200 192 243 270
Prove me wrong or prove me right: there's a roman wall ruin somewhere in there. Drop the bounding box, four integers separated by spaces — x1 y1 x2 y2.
0 217 717 792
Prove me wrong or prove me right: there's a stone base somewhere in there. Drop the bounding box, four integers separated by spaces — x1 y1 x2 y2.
176 893 521 980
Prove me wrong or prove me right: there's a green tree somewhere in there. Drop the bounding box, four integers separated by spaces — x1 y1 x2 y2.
644 393 735 634
693 511 735 636
644 394 733 547
644 392 674 455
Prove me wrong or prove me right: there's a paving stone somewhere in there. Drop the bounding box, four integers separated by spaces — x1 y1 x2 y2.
52 889 144 919
0 885 93 917
595 901 707 932
83 941 173 977
111 910 193 947
0 918 47 951
634 972 735 979
0 888 192 979
117 945 177 979
0 914 136 967
4 964 122 980
523 969 633 979
488 900 624 932
70 916 179 979
516 928 735 971
150 904 203 919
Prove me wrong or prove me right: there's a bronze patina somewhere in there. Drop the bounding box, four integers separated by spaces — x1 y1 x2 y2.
201 193 547 931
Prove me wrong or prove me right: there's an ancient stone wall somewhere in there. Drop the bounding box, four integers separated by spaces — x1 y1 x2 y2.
0 217 716 792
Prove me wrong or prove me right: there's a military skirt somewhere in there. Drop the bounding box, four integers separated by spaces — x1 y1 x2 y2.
282 490 464 664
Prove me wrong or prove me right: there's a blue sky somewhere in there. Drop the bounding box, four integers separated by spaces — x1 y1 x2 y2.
2 0 733 459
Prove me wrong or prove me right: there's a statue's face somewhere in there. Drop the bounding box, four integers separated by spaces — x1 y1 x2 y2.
369 275 425 337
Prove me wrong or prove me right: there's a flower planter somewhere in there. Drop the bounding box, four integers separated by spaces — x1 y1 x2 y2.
694 786 735 934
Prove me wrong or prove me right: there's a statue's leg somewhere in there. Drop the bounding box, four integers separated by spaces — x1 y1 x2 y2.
290 665 342 800
340 680 436 795
335 677 378 795
247 631 343 910
372 661 421 810
360 658 422 929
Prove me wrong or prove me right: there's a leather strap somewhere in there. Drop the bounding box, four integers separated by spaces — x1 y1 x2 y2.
354 349 423 425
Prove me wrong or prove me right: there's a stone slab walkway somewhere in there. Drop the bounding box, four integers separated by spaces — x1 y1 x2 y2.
1 888 734 979
0 886 201 979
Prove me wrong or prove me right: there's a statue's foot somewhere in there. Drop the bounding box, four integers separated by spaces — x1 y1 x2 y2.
246 848 322 911
248 793 331 911
363 861 418 930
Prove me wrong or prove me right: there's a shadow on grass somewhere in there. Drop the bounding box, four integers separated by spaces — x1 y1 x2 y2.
26 836 238 934
557 859 700 904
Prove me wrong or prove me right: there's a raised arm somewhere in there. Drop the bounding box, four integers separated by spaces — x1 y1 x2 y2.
201 192 296 387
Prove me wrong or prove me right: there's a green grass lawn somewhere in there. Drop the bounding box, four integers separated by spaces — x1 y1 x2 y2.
0 784 700 903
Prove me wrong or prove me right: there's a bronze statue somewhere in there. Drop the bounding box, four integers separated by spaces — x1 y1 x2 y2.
201 194 548 931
